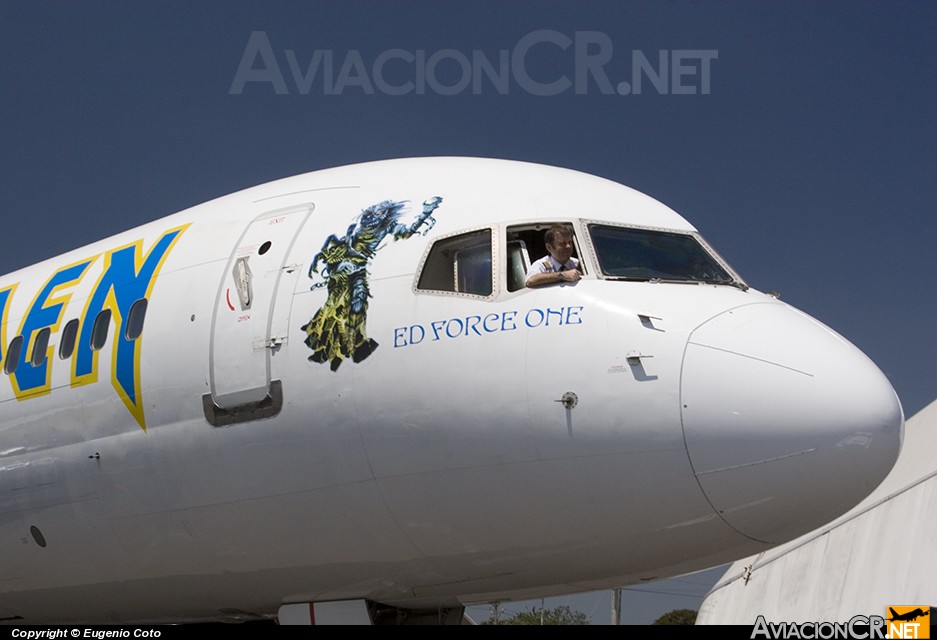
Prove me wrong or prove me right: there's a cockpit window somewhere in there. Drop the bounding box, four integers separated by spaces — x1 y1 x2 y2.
506 223 584 292
417 229 493 297
588 224 735 284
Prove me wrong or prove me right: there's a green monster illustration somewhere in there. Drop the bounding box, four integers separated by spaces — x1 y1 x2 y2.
302 196 443 371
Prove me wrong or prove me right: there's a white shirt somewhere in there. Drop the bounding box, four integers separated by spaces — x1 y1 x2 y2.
525 255 580 284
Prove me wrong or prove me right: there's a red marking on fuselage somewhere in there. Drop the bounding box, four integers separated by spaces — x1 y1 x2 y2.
225 288 235 311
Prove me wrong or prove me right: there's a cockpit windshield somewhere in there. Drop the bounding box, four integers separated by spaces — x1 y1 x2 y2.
588 224 736 285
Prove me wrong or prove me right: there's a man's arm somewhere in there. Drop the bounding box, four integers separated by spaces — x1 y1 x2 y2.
526 269 581 288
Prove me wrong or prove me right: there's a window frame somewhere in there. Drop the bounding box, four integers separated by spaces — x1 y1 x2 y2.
125 298 148 341
30 327 51 367
90 309 112 352
413 226 498 300
579 219 746 287
59 318 80 360
4 335 24 375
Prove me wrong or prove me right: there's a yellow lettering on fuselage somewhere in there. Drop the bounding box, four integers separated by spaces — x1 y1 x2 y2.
0 224 189 431
11 257 97 399
0 284 18 377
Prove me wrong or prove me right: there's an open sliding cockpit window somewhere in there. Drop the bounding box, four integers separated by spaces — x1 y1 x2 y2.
505 223 585 292
417 228 493 297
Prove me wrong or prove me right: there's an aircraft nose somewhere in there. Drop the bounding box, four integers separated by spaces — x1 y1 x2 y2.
680 303 903 544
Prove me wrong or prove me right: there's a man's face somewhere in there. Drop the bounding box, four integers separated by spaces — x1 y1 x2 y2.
547 234 574 264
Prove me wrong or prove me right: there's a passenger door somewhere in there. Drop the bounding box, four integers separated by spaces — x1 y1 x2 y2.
207 205 312 412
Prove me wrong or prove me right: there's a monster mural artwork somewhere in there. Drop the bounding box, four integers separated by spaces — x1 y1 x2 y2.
301 196 443 371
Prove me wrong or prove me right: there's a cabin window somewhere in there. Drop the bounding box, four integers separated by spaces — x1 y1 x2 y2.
59 319 79 360
417 229 493 297
90 309 112 351
125 298 148 341
30 327 51 367
4 336 23 374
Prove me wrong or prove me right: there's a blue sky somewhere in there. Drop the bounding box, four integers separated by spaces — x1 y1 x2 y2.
2 1 934 624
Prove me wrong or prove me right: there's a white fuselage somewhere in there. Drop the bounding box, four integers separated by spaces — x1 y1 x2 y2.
0 158 902 623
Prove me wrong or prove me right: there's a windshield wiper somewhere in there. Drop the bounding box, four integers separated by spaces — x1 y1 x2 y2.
603 276 748 290
697 278 749 291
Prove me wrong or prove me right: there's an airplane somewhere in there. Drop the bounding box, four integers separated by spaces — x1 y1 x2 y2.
888 608 930 622
0 157 903 624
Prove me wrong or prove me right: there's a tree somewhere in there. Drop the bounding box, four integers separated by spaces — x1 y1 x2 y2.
652 608 698 625
486 605 589 625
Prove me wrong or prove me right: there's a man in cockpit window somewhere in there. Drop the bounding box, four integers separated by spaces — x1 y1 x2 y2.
525 225 583 287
